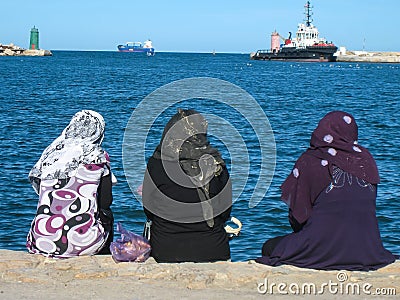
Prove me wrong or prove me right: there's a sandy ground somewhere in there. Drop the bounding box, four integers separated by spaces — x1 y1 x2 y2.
0 250 398 299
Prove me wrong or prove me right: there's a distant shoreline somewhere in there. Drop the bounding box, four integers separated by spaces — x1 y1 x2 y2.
49 50 250 54
9 49 400 63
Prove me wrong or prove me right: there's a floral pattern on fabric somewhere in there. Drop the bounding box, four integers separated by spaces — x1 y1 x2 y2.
326 166 375 193
29 110 107 190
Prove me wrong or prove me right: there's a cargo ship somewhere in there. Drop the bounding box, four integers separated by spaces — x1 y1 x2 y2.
250 1 337 62
117 39 155 55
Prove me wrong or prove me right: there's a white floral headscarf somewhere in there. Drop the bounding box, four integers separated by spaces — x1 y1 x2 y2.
29 110 108 191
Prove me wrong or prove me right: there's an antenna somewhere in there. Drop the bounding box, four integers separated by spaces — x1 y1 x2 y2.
304 1 313 27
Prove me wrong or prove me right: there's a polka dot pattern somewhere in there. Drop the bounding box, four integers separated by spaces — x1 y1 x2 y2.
323 134 333 143
353 146 362 153
281 111 380 226
328 148 337 156
343 116 352 124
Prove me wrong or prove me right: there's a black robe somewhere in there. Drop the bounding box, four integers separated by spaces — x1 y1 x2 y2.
96 170 114 255
143 157 232 263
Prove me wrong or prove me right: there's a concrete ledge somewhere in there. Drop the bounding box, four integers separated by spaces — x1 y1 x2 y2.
0 250 398 299
20 49 53 56
336 52 400 63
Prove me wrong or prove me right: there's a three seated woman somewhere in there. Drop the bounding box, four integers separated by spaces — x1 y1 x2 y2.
27 109 396 271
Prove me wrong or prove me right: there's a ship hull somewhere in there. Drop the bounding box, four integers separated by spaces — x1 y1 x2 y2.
117 45 155 54
251 46 337 62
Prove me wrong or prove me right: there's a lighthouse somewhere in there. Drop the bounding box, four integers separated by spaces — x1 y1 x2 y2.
271 31 280 52
29 26 39 50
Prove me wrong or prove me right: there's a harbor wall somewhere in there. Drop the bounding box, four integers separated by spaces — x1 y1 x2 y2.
0 43 52 56
336 50 400 63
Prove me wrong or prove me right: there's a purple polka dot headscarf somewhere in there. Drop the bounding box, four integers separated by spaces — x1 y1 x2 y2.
281 111 380 224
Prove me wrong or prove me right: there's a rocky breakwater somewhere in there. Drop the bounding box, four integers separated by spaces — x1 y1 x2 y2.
0 43 52 56
336 50 400 63
0 250 398 299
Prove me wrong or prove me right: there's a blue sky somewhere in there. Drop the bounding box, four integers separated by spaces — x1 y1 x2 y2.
2 0 399 52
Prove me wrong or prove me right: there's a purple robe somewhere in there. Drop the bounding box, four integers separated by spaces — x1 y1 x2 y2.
256 168 396 271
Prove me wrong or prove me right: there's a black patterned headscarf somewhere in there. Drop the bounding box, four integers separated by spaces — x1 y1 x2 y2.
281 111 380 224
152 109 226 227
29 110 108 193
152 109 225 178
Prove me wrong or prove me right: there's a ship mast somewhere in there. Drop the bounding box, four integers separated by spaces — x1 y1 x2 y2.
304 1 313 27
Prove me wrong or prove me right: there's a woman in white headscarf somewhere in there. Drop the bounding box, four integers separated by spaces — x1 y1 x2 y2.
27 110 116 258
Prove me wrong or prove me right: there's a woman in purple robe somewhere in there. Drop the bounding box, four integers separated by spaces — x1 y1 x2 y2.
256 111 396 271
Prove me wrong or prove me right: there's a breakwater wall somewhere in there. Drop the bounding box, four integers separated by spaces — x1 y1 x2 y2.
0 43 52 56
336 51 400 63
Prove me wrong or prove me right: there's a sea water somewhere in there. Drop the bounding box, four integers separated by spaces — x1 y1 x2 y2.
0 51 399 261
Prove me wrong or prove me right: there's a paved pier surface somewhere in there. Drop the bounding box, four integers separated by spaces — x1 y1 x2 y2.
0 250 398 299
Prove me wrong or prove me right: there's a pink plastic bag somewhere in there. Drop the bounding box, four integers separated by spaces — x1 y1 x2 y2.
110 222 151 262
136 184 143 196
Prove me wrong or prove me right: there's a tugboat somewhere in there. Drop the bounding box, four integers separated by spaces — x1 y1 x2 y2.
250 1 337 62
117 39 155 56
